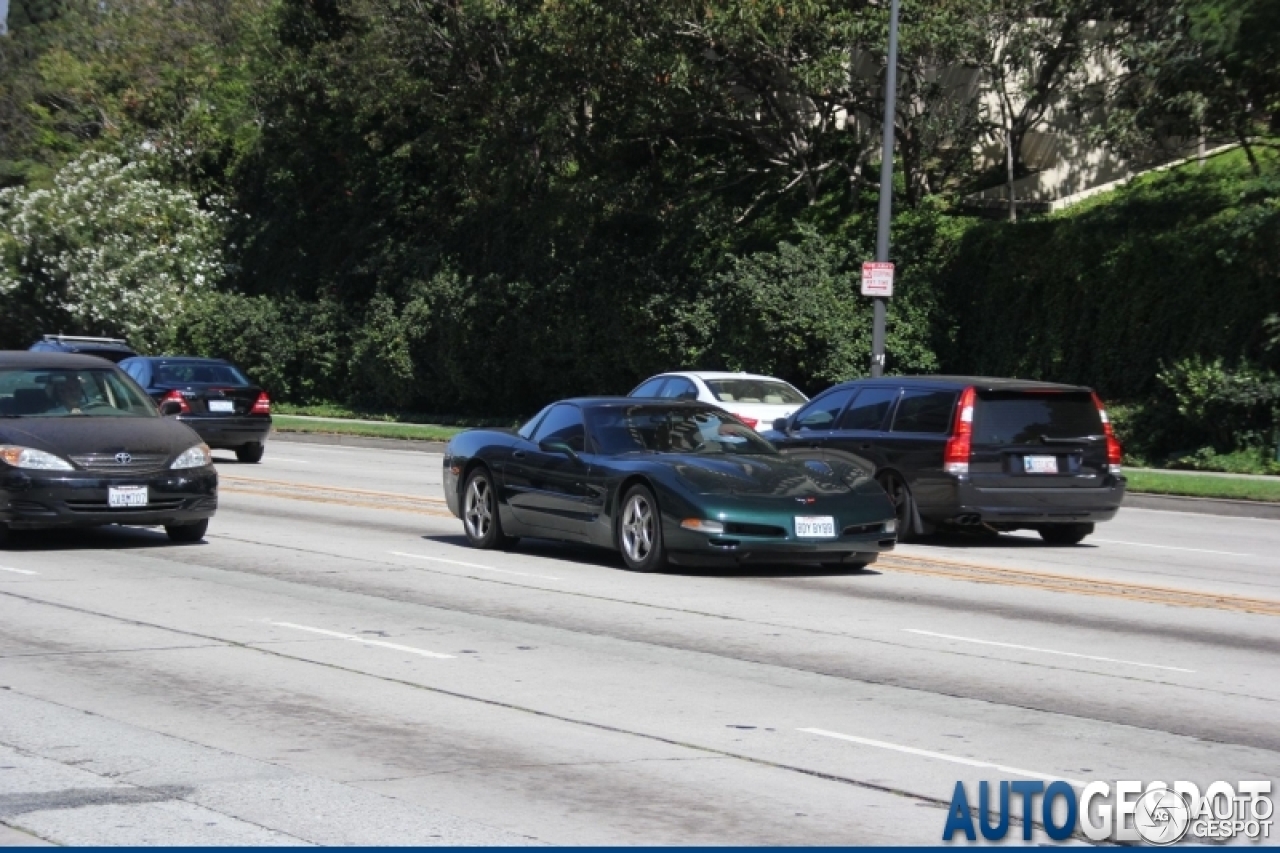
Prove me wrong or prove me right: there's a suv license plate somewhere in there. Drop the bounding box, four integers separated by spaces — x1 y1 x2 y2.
1023 455 1059 474
795 516 836 538
108 486 148 508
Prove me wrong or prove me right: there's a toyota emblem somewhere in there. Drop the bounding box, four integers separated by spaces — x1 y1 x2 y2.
115 452 133 465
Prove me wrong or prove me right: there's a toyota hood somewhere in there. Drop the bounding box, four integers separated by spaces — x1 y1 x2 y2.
0 417 204 463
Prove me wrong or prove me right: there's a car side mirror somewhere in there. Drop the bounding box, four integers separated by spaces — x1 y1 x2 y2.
773 416 791 433
539 439 580 460
159 400 184 417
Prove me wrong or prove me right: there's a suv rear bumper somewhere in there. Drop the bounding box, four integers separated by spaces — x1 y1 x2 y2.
937 476 1126 525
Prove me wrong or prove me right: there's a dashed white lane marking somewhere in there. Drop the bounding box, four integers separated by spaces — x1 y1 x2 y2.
902 629 1195 673
389 551 562 581
0 566 38 576
268 621 454 659
1091 538 1252 557
798 728 1087 787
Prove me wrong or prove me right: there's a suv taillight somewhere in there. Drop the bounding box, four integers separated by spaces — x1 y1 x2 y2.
943 386 976 475
161 389 190 414
1091 392 1123 473
251 391 271 415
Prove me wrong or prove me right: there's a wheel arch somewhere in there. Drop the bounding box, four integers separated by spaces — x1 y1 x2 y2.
610 474 659 541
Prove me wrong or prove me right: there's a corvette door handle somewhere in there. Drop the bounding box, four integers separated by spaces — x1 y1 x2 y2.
512 451 526 460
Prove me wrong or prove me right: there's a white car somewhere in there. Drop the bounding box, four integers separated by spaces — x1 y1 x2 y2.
627 371 809 431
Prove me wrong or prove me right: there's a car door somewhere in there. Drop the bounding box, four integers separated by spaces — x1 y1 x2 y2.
820 386 900 473
771 386 859 463
504 404 596 537
877 388 959 513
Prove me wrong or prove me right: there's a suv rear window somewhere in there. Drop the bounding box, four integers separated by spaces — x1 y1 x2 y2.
973 391 1102 446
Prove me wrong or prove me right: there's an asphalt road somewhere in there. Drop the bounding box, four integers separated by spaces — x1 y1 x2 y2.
1 441 1277 845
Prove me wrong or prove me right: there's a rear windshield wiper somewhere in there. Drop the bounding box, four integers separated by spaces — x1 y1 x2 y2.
1040 434 1104 444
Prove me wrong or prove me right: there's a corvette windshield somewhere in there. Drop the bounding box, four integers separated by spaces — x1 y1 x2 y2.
0 368 156 418
589 406 778 456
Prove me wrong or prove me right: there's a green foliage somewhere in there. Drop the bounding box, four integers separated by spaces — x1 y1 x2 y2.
0 152 225 352
166 290 347 403
1157 355 1280 451
939 159 1280 405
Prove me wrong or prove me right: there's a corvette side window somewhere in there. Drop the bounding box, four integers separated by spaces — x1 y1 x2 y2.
518 405 553 440
532 404 587 452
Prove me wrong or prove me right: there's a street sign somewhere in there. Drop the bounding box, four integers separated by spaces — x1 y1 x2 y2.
861 262 894 297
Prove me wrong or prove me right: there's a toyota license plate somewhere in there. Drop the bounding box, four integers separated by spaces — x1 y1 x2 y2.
1023 455 1059 474
108 486 148 508
208 400 235 413
795 516 836 538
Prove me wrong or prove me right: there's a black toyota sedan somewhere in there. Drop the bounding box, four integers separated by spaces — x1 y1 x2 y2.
118 356 272 463
443 398 897 572
0 352 217 546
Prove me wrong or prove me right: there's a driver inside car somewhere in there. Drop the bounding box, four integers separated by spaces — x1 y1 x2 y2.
46 375 87 415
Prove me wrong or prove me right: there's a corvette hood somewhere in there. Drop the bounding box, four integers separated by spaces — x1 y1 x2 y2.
668 454 869 497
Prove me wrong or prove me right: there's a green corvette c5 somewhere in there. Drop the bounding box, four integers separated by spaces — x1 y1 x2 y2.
443 398 897 572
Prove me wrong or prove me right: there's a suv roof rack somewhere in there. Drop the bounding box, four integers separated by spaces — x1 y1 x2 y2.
41 334 130 345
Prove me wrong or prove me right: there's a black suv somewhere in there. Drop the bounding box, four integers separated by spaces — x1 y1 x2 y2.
764 376 1126 545
29 335 138 363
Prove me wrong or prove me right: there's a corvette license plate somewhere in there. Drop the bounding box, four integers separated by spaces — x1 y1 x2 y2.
208 400 235 413
108 486 148 508
1023 455 1059 474
795 515 836 538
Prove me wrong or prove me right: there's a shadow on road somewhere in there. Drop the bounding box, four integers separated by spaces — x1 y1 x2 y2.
419 533 881 579
2 525 203 552
913 530 1098 550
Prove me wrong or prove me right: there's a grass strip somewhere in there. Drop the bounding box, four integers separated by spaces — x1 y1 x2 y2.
272 415 463 443
1126 470 1280 503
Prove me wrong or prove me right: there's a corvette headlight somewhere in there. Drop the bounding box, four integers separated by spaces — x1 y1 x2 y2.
171 444 213 470
0 446 74 470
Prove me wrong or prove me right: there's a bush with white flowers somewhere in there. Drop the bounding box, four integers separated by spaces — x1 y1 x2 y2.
0 153 226 351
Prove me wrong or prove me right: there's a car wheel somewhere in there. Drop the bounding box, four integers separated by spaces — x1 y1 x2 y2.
616 484 667 573
236 443 265 464
166 519 209 543
878 472 928 542
462 467 517 550
1038 523 1094 546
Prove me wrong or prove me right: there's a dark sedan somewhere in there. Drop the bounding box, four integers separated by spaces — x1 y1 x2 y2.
118 356 272 463
443 398 897 572
0 352 217 546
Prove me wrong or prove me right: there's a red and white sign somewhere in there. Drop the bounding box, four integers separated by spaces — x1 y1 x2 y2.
861 262 894 297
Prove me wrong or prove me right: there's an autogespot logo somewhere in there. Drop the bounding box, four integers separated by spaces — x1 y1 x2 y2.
942 779 1273 844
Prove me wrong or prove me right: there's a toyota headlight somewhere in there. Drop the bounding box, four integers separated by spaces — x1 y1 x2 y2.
171 444 213 470
0 446 74 470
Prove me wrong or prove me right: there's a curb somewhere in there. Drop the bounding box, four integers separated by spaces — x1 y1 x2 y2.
1123 492 1280 520
271 431 448 454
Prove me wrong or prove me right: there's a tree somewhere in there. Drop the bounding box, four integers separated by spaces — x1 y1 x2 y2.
0 153 227 351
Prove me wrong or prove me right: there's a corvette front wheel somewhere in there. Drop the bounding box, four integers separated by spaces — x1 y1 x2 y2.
617 485 668 573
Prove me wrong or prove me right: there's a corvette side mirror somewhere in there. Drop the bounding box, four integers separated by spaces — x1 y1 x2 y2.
540 439 580 461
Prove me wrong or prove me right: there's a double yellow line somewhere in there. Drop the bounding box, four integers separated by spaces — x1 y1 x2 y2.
219 475 1280 616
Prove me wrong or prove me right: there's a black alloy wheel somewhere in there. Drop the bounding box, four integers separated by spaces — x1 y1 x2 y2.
236 443 265 464
166 519 209 543
462 467 517 550
616 484 668 573
878 472 921 542
1038 523 1093 546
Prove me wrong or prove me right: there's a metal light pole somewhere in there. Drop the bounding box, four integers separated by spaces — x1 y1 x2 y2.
870 0 900 378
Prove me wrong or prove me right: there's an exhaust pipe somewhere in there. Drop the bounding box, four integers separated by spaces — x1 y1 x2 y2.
953 514 982 526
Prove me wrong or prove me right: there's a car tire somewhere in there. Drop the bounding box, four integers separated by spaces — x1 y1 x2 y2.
166 519 209 543
616 484 668 573
878 472 930 542
1038 523 1094 546
0 523 10 549
236 443 265 464
462 467 517 550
